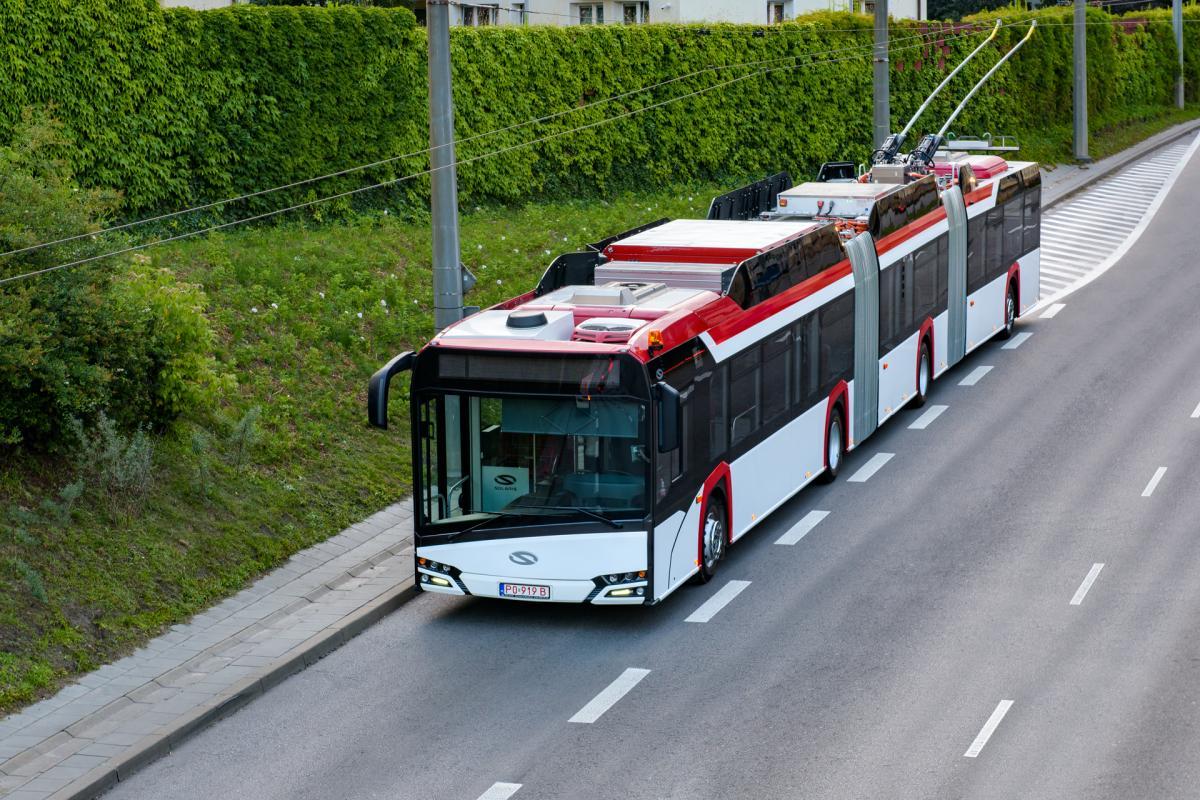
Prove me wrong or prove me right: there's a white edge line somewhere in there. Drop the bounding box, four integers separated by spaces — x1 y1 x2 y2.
1028 131 1200 314
908 404 948 430
1040 303 1066 319
569 668 651 724
775 510 829 546
1069 563 1105 606
1141 466 1167 497
685 579 751 623
964 700 1014 758
1191 400 1200 419
477 783 523 800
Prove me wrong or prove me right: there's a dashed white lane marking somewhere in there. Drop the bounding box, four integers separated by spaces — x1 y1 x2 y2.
685 579 751 623
775 510 829 546
476 783 522 800
1142 467 1167 497
847 452 895 483
1191 400 1200 419
1070 563 1105 606
569 668 651 724
964 700 1014 758
1040 303 1066 319
1001 332 1032 350
958 366 993 386
909 404 948 430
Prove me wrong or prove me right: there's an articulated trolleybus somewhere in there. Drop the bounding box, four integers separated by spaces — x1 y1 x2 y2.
368 25 1040 606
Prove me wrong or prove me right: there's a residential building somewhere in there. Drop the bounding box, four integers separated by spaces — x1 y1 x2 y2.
410 1 924 26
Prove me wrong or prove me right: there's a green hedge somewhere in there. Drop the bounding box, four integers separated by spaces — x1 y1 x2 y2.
0 2 1196 218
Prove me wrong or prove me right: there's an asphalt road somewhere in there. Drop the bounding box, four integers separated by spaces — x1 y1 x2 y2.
107 150 1200 800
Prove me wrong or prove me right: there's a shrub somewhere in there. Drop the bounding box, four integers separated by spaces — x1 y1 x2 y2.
0 109 224 449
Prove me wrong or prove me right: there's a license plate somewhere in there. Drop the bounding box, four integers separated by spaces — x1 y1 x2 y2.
499 582 551 600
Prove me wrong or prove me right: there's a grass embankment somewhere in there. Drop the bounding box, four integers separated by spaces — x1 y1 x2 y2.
2 104 1198 716
0 183 721 714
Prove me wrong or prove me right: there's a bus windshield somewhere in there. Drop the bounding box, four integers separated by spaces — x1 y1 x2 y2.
416 392 650 532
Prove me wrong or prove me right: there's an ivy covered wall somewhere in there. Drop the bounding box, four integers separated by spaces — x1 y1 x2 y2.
0 1 1194 217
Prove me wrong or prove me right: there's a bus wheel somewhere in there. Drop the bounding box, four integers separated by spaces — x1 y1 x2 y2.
817 407 845 485
695 497 727 584
1000 282 1016 339
913 340 932 409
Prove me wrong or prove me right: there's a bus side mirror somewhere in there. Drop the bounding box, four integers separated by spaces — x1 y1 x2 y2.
655 382 681 453
368 351 414 430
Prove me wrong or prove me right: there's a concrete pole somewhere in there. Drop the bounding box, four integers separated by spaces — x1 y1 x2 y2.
873 0 889 148
1174 0 1184 110
1073 0 1089 163
427 0 463 332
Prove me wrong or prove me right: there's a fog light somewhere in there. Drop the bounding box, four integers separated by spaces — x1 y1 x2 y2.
421 574 430 583
429 576 451 587
636 587 644 596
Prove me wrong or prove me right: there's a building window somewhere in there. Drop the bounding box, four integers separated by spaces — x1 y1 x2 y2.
512 2 527 24
768 2 784 23
623 2 648 22
461 4 497 26
577 3 604 24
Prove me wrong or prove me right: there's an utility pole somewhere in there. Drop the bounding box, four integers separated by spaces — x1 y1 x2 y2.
1073 0 1089 162
873 0 889 149
1174 0 1184 110
427 0 464 332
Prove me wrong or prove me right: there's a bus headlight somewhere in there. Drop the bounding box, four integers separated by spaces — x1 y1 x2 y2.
593 571 647 588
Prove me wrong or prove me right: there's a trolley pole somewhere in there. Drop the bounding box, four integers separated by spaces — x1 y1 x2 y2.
1174 0 1184 110
1073 0 1089 163
873 0 890 149
428 0 464 332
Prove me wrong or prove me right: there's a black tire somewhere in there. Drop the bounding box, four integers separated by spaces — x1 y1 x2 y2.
817 407 845 485
912 339 932 409
694 496 727 584
999 282 1016 340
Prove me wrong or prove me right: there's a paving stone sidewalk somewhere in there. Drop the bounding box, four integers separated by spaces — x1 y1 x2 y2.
0 501 415 800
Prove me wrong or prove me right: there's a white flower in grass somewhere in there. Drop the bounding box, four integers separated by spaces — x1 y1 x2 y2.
513 248 519 254
544 249 551 256
500 235 506 241
383 209 389 216
271 302 278 309
318 291 325 299
357 312 363 319
380 299 388 307
496 279 503 285
477 244 483 250
251 307 258 313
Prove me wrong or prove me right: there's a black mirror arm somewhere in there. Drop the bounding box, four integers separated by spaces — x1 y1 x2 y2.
367 351 414 430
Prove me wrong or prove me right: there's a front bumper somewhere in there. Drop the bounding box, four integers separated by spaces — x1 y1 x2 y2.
417 566 647 605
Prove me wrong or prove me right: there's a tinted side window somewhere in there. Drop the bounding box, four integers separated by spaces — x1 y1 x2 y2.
878 263 897 352
1003 195 1024 267
729 350 761 447
706 364 728 460
985 207 1005 283
761 329 792 425
819 292 855 394
967 214 987 293
913 243 938 322
1024 185 1041 255
795 313 820 409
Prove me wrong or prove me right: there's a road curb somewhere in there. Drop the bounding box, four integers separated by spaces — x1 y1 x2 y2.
1042 117 1200 208
46 579 418 800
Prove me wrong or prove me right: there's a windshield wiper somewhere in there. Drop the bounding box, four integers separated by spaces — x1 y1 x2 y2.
445 510 534 541
515 505 625 530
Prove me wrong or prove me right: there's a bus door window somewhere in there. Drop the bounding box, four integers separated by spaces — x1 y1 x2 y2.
967 214 986 293
878 264 898 351
913 244 938 322
729 348 761 447
705 363 728 461
1003 190 1025 266
819 292 855 394
1023 183 1041 255
984 207 1005 281
935 234 949 312
761 328 792 425
795 313 820 409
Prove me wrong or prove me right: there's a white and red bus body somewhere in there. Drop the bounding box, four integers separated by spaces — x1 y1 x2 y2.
369 154 1041 605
